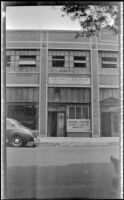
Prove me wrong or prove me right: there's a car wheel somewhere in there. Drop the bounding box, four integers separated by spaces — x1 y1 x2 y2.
11 135 24 147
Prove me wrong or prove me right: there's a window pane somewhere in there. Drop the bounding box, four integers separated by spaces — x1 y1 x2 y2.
6 55 11 62
102 64 117 68
102 57 117 62
52 60 64 67
74 63 86 67
52 56 64 67
69 107 75 119
19 56 36 67
53 56 64 60
20 56 36 61
74 56 86 67
6 56 11 67
82 107 88 119
74 56 86 61
101 57 117 68
76 107 81 119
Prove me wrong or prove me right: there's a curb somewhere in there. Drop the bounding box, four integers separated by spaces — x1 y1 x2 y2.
35 137 119 147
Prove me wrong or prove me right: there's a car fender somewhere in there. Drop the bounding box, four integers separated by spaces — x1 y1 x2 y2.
9 131 31 143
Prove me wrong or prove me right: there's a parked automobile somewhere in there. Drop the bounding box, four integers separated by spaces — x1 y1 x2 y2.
6 118 37 147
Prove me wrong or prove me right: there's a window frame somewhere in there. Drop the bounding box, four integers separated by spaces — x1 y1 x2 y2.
19 55 36 67
74 56 86 68
52 56 65 67
6 55 11 67
69 105 89 119
101 57 118 68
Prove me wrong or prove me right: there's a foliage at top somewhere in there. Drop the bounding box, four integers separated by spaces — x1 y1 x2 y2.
61 3 119 37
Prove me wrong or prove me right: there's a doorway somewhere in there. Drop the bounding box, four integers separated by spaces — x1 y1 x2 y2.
101 112 112 137
48 111 66 137
48 111 57 137
101 112 119 137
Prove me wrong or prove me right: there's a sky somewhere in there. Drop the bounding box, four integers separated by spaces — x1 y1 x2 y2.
6 6 81 30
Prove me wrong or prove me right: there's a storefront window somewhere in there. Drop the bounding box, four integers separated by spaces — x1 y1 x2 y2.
6 103 38 130
69 107 75 119
69 106 89 119
76 107 82 119
82 106 89 119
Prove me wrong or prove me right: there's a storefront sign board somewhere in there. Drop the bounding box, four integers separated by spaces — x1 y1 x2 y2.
48 77 90 85
67 119 90 132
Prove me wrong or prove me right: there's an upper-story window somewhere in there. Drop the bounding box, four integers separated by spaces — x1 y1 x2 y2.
6 55 11 67
102 57 118 68
52 56 65 67
74 56 86 67
19 56 36 67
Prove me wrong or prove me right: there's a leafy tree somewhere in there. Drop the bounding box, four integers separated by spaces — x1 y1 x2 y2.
61 2 119 37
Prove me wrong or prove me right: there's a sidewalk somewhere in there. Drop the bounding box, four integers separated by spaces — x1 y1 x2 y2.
35 137 119 146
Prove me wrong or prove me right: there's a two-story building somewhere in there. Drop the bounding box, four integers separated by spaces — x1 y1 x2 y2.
6 29 120 137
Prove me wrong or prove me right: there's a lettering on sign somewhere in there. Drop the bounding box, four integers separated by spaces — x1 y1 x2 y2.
48 77 90 85
67 119 90 132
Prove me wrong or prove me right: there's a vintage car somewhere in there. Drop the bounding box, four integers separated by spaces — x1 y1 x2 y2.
6 118 37 147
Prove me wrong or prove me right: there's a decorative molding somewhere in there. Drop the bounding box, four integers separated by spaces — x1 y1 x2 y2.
99 85 119 88
47 84 91 88
6 84 39 87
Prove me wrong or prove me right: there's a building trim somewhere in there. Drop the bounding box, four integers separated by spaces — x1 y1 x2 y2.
67 131 92 133
6 72 39 74
99 85 120 88
46 32 48 137
6 47 40 49
90 37 93 135
96 36 101 136
47 84 91 88
6 84 119 88
99 73 119 76
99 31 119 42
6 40 118 46
6 84 39 87
6 46 119 51
38 32 42 136
98 47 119 51
6 41 40 43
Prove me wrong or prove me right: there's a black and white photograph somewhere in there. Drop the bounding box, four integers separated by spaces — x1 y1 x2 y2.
1 1 123 199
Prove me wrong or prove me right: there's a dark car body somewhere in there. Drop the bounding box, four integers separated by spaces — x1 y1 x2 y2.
6 118 36 147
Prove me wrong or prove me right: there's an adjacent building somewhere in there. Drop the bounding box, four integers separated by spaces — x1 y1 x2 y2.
6 29 120 137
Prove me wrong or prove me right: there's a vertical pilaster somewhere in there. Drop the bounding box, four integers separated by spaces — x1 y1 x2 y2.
39 31 48 137
1 2 7 199
90 36 100 137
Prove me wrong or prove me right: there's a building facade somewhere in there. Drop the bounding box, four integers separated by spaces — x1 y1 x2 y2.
6 29 120 137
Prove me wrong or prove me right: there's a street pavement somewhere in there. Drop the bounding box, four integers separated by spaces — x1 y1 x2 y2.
7 141 120 199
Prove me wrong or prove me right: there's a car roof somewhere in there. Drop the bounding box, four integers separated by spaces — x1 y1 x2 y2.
6 118 20 124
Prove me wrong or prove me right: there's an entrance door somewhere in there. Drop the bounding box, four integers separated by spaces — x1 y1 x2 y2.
48 111 66 137
57 112 65 137
101 112 112 137
48 111 57 137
